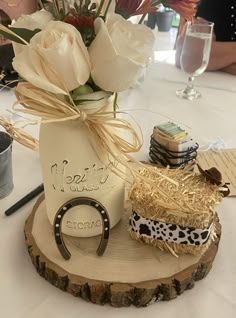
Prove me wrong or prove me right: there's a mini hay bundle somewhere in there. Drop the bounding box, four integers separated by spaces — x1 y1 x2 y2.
128 167 224 257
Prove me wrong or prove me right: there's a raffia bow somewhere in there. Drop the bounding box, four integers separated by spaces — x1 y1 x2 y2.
14 82 143 178
13 82 179 203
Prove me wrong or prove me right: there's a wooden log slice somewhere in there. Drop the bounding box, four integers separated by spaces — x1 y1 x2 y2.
24 194 221 307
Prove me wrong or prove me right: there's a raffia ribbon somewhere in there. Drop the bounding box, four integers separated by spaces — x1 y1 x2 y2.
14 82 142 175
0 116 39 150
14 82 142 152
14 82 177 198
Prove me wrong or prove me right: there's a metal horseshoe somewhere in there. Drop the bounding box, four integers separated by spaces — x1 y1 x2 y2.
53 197 110 260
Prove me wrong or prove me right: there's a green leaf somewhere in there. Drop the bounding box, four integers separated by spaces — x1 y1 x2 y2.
74 98 104 106
113 92 118 118
0 29 26 44
72 85 93 98
0 27 41 45
10 27 41 42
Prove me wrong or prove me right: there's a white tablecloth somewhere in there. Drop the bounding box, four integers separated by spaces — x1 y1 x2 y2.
1 59 236 318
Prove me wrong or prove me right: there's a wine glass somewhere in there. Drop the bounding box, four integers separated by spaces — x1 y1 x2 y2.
176 20 214 100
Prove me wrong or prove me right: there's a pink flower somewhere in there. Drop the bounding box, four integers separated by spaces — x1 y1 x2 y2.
165 0 199 36
166 0 199 21
115 0 157 18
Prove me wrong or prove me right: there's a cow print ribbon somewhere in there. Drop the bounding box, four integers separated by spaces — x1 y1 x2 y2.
129 211 213 246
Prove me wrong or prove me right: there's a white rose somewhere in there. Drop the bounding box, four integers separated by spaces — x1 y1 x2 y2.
11 9 54 30
11 10 54 55
89 14 155 92
12 21 91 95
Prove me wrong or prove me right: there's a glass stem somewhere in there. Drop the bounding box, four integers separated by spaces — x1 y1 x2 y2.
187 76 195 90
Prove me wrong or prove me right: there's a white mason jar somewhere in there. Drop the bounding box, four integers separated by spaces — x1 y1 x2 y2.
39 97 125 237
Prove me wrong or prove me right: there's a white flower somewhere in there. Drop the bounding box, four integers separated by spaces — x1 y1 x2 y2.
11 9 54 30
89 14 155 92
12 21 91 95
11 10 54 55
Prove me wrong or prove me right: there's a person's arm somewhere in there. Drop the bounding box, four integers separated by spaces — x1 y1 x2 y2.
175 29 236 74
206 41 236 71
196 0 236 73
221 63 236 76
175 0 236 74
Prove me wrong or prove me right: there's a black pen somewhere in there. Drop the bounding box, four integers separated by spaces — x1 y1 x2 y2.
5 184 44 216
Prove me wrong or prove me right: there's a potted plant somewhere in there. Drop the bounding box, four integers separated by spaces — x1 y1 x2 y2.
147 4 174 31
156 6 175 32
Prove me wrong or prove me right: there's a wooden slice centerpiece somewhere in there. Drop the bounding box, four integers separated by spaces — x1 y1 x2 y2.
24 194 221 307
